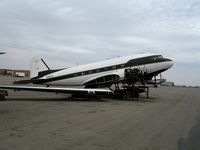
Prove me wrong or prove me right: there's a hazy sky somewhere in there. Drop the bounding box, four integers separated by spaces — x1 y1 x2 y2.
0 0 200 86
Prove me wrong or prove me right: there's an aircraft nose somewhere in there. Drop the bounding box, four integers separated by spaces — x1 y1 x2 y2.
166 59 174 69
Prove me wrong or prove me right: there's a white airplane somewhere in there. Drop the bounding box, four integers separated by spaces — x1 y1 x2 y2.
0 53 173 97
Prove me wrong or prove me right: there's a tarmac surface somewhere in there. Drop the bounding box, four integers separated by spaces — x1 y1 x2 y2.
0 76 200 150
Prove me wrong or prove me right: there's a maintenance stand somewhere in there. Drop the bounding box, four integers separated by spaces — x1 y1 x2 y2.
113 68 149 100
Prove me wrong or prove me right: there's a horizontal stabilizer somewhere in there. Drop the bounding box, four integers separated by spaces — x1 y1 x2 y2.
13 79 47 84
13 79 34 84
148 78 166 84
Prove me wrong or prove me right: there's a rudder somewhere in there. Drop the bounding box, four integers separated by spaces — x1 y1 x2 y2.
30 56 42 78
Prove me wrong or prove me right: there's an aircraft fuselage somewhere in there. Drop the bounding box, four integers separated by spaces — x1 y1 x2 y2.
34 53 173 87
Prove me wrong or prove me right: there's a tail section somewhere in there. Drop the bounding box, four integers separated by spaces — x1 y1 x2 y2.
30 56 42 78
13 57 43 84
13 57 58 84
30 57 61 79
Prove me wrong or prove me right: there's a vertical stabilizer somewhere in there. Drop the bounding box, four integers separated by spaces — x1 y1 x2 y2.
30 56 42 78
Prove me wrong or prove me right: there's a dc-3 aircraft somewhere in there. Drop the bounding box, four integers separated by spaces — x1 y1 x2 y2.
0 53 173 99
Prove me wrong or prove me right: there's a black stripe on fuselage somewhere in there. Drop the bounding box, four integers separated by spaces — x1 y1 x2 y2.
32 55 171 84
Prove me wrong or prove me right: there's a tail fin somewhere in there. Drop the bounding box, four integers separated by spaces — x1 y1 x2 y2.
13 56 51 84
30 56 42 78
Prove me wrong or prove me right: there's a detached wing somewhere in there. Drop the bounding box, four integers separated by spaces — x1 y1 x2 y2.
0 85 113 96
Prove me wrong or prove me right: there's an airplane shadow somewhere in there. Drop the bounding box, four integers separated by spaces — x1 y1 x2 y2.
178 120 200 150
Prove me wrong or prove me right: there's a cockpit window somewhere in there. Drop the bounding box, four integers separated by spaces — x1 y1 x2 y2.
157 55 163 59
152 55 163 61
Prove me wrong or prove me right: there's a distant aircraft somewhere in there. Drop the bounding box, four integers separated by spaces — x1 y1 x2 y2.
0 53 173 98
